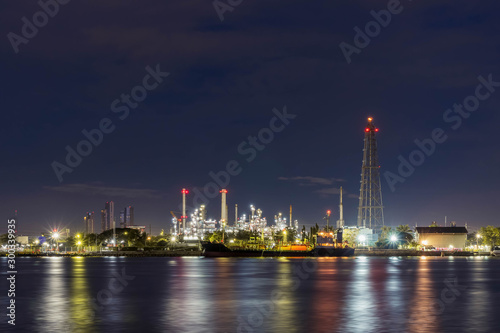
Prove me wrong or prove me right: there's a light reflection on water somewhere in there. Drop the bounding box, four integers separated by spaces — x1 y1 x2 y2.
1 256 499 333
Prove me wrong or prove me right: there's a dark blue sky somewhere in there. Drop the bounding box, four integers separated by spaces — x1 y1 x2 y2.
1 0 499 234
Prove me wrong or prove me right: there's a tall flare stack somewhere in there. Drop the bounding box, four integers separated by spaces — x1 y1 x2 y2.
357 117 385 231
181 188 188 234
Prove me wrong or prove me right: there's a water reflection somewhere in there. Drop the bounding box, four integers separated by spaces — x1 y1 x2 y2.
13 256 500 333
68 257 94 331
342 257 378 332
36 257 70 332
407 258 440 333
307 258 345 332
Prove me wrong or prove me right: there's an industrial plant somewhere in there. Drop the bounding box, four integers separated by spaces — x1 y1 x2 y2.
167 117 386 246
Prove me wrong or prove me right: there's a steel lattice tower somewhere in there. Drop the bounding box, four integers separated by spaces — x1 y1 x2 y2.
357 117 384 231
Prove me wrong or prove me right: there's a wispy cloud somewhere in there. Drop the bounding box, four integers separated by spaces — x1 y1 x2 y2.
278 176 344 186
279 176 357 198
314 187 358 199
314 187 341 195
44 183 161 199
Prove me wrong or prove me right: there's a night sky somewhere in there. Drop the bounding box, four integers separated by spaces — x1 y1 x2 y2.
1 0 499 235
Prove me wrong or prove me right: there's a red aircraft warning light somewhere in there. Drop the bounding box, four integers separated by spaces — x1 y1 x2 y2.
181 189 189 194
327 210 331 216
220 189 228 194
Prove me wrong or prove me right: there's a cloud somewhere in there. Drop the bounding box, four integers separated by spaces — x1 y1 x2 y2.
278 176 344 186
279 176 358 198
314 187 341 195
313 187 359 199
44 184 161 199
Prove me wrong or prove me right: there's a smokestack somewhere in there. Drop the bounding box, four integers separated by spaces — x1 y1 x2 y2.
220 189 228 226
338 186 345 229
290 205 292 228
181 188 188 234
235 204 238 226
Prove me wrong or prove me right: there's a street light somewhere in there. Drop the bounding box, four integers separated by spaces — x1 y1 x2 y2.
390 235 398 242
53 232 60 253
358 235 366 246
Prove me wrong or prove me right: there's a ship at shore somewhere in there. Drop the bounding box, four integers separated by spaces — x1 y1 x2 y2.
201 230 355 257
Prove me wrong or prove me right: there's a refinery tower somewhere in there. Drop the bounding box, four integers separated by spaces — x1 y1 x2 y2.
357 117 385 231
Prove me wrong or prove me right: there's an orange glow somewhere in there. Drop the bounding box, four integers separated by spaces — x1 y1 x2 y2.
368 117 373 122
220 189 228 193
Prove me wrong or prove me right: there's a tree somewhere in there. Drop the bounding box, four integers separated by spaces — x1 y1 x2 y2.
478 226 500 248
376 226 396 248
65 236 76 247
343 228 359 247
396 224 414 247
0 233 9 245
301 225 307 242
209 230 228 243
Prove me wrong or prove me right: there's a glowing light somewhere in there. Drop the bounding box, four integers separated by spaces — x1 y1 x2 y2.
182 188 189 194
365 128 370 132
476 234 481 239
422 240 428 245
358 235 366 242
77 241 81 245
171 236 176 242
326 210 331 215
449 245 454 249
375 128 379 132
368 117 373 122
390 235 397 242
53 232 60 239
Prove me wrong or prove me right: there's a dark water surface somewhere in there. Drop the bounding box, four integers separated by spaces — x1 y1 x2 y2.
1 256 499 333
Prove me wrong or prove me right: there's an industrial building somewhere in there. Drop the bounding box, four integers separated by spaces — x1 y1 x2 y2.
415 226 468 250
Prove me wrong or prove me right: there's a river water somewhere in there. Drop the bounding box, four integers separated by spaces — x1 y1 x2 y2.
1 256 499 333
